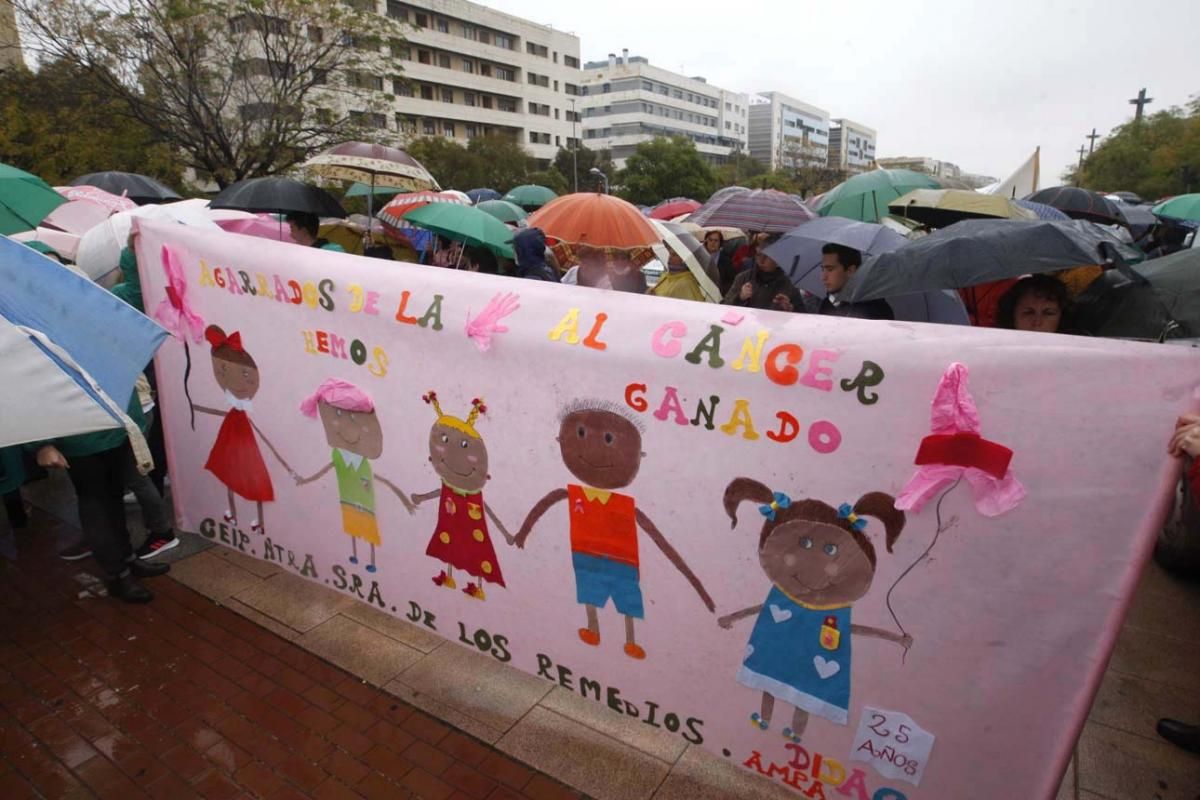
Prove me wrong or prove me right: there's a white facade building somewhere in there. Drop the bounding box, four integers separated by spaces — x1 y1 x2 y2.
827 118 876 173
578 52 748 168
338 0 582 164
746 91 831 170
876 156 962 178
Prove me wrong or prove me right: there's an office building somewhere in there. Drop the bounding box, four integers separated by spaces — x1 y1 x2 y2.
827 119 877 173
578 51 748 168
746 91 831 171
325 0 582 165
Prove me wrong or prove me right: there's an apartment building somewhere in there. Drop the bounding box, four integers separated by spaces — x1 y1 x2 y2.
1 0 22 70
331 0 582 165
746 91 830 171
876 156 961 178
578 51 748 168
827 118 877 173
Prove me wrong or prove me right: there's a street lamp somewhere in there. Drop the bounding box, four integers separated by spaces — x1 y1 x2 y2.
588 167 608 194
570 97 579 193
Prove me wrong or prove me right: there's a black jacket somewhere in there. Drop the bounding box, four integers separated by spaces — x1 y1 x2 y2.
819 294 894 320
722 267 806 312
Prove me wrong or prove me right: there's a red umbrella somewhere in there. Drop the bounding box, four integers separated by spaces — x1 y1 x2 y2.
377 191 469 238
648 197 701 220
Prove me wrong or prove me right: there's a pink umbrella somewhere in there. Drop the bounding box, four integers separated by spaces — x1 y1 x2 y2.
9 228 82 261
42 199 114 236
55 185 137 214
214 214 296 243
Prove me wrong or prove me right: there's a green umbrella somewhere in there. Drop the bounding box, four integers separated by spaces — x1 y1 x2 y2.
476 199 527 224
1151 193 1200 223
816 169 941 223
502 184 557 211
344 181 403 198
402 202 515 260
0 163 66 235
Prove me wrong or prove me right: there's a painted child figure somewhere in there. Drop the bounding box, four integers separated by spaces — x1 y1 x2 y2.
718 478 912 743
411 392 511 601
515 402 715 660
192 325 290 534
294 379 414 572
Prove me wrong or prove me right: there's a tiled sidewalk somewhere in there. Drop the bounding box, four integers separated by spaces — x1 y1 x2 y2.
0 509 585 800
5 470 1200 799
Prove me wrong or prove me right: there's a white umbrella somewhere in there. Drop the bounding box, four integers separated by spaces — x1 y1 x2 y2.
76 204 220 280
648 219 721 302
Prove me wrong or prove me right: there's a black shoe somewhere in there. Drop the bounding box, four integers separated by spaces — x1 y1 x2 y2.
136 533 179 560
1155 718 1200 755
127 560 170 578
106 573 153 603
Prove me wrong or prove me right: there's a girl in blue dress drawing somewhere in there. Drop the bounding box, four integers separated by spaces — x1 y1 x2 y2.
718 478 911 743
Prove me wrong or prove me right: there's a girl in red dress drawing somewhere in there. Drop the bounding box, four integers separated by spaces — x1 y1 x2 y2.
411 392 511 601
192 325 291 534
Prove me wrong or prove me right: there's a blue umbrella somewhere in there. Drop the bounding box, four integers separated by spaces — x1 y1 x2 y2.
1014 199 1070 221
0 238 167 447
764 217 970 325
466 188 502 204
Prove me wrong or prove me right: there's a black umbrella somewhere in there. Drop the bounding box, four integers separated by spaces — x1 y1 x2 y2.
210 177 347 217
71 171 182 205
1110 191 1144 204
1024 186 1123 226
1074 247 1200 340
846 219 1142 302
1115 202 1157 238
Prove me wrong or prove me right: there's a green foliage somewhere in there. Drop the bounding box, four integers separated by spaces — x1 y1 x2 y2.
714 152 767 188
1075 100 1200 198
616 136 716 206
0 60 182 188
404 134 537 192
551 144 613 191
525 168 569 195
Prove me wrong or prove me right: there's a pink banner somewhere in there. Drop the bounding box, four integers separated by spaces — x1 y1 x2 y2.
135 220 1199 799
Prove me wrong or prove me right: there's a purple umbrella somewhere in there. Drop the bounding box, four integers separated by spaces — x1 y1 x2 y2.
688 188 816 233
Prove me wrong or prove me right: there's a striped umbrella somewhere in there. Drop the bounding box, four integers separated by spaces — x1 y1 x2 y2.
1014 199 1070 221
687 188 815 233
377 191 469 237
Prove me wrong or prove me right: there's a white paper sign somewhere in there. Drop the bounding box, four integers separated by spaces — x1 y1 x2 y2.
850 706 935 786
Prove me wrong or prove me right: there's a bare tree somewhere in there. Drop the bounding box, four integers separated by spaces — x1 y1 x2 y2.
14 0 407 187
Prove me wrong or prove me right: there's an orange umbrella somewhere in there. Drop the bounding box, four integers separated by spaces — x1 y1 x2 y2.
527 192 660 249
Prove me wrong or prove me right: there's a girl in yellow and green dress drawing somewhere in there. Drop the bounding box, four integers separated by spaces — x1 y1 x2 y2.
294 379 414 572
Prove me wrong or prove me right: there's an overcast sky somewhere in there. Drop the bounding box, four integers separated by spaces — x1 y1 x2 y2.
488 0 1199 184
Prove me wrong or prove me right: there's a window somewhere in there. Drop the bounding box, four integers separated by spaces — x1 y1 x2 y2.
564 55 579 68
420 85 433 100
349 110 387 129
494 33 513 49
564 83 580 96
396 114 416 133
414 12 428 27
389 39 408 58
423 118 436 135
554 108 559 120
497 97 516 112
565 110 580 122
478 30 490 45
479 64 492 77
553 80 558 91
526 72 549 88
393 78 412 96
418 50 431 65
481 96 493 109
495 67 514 82
229 14 288 35
386 0 405 19
239 102 277 122
555 135 561 146
528 131 538 144
438 54 450 69
462 59 474 73
525 42 548 58
461 24 475 39
436 18 448 33
441 88 453 103
443 121 455 137
553 52 558 63
464 92 476 107
642 80 653 91
343 0 374 11
465 124 478 138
